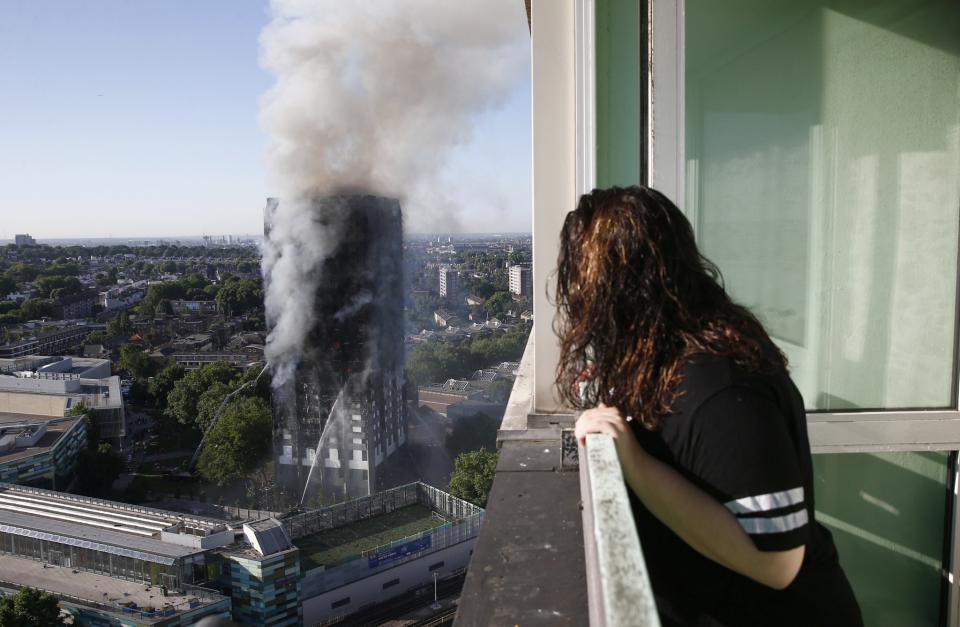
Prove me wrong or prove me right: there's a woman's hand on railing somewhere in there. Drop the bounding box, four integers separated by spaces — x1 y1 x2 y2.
574 403 645 474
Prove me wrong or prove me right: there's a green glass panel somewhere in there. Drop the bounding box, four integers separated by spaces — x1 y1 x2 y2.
681 2 960 624
596 0 642 188
813 452 950 626
685 0 960 411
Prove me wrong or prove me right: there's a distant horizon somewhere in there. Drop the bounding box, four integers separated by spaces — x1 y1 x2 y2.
0 231 533 246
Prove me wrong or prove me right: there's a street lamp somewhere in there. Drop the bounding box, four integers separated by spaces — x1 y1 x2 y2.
430 572 441 611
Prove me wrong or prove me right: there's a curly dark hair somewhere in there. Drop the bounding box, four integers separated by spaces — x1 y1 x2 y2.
554 186 786 429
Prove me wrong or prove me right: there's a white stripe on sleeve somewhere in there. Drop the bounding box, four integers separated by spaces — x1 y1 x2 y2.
724 487 805 515
737 509 809 535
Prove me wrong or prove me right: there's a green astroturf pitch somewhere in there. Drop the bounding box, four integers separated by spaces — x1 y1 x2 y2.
295 504 448 571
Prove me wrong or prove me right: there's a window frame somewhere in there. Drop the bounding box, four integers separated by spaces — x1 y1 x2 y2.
645 0 960 451
644 1 960 622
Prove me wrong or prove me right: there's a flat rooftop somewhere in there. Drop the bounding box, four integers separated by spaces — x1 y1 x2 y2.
0 483 229 564
296 504 448 571
0 416 79 464
0 554 225 619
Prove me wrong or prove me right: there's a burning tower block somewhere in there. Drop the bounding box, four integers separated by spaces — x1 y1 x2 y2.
267 196 406 507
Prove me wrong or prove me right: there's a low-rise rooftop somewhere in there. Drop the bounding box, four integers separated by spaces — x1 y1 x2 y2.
0 415 80 464
0 483 231 564
295 503 448 571
0 554 228 623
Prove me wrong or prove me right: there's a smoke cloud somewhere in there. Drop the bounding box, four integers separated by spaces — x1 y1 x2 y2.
261 197 345 386
259 0 526 211
259 0 527 384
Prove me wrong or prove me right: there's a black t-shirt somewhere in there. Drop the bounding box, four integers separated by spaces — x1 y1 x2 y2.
629 354 863 627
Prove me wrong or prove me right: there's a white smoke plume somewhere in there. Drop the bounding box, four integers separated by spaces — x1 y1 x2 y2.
259 0 527 384
261 198 345 386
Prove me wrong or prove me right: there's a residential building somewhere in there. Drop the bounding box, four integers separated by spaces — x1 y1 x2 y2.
268 196 406 507
439 266 459 298
99 283 146 312
433 309 460 328
13 234 36 247
169 300 218 316
172 353 262 371
170 333 213 353
0 322 104 359
53 292 96 320
459 2 960 625
508 263 532 298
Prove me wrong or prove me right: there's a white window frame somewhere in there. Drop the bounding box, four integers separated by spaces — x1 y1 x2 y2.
646 0 960 450
646 2 960 622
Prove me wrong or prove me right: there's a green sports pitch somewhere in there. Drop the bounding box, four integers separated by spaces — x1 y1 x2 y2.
296 504 449 572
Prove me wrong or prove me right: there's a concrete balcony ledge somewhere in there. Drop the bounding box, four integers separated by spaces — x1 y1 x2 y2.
456 332 660 626
455 434 588 626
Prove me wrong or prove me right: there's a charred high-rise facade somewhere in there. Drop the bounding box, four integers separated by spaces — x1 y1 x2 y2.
266 196 405 507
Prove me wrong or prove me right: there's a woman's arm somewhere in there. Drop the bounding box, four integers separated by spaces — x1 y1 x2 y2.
576 404 804 590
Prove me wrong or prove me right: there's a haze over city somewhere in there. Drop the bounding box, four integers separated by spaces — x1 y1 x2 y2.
0 1 532 239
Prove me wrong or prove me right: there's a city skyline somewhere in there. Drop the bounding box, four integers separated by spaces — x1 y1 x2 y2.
0 1 532 239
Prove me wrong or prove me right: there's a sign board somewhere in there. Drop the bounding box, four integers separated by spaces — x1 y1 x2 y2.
368 535 432 568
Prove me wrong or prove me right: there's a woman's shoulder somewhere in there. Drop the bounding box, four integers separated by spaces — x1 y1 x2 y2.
672 354 736 413
671 353 784 422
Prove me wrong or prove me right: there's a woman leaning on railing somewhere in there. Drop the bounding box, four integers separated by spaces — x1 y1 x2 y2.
556 186 862 627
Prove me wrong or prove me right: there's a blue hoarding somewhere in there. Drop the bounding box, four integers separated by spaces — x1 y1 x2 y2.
368 535 432 568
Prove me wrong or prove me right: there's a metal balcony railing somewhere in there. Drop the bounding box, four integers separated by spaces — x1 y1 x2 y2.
456 330 660 626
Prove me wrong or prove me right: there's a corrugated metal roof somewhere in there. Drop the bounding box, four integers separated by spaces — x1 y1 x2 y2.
0 510 200 563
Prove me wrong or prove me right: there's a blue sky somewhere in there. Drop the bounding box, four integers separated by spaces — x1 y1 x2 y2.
0 2 531 238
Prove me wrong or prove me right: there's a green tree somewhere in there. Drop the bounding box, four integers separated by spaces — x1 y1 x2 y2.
106 310 132 337
235 364 271 401
119 344 152 380
39 262 80 277
448 449 498 507
165 361 236 427
195 381 234 431
34 275 83 298
137 282 187 316
196 396 272 485
5 262 39 283
155 299 174 317
465 277 497 299
83 330 107 346
66 401 121 496
94 269 118 287
148 363 185 407
484 291 512 318
0 587 63 626
67 401 101 448
215 277 263 316
19 298 54 320
0 276 16 296
405 342 476 386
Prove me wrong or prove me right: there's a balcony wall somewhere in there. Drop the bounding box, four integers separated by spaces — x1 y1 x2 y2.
456 332 659 626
